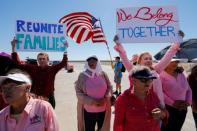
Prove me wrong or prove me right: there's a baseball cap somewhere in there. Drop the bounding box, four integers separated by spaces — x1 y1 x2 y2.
131 65 157 79
0 73 32 85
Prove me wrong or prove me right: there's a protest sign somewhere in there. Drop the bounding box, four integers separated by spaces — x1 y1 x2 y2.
116 6 180 43
15 20 66 52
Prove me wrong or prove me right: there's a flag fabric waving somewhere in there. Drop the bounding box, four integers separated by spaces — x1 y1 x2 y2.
59 12 106 44
91 16 107 43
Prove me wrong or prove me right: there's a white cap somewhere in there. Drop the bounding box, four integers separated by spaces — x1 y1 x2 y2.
0 73 32 85
171 58 188 63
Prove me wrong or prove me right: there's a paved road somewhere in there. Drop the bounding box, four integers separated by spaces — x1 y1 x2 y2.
54 63 196 131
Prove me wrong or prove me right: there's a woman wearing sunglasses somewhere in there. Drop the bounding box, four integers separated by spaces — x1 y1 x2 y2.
114 65 168 131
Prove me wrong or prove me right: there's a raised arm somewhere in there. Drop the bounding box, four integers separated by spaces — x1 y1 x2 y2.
52 53 68 73
113 35 133 72
11 37 37 73
11 37 22 65
154 43 180 73
52 41 68 73
154 30 184 73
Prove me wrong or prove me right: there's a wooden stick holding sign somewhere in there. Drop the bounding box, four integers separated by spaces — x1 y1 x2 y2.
98 19 114 69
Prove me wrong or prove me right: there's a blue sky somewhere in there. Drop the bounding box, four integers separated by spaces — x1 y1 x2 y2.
0 0 197 61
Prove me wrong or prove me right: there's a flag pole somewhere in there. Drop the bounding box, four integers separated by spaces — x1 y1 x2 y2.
98 18 114 69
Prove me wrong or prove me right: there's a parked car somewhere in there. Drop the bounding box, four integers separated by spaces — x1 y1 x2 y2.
26 58 37 65
52 60 60 65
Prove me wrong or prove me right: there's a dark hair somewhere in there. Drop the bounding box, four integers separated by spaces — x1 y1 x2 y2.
191 65 197 75
115 56 120 60
174 66 184 73
86 57 98 62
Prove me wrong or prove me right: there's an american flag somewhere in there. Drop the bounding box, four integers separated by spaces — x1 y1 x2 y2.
91 16 107 43
59 12 107 44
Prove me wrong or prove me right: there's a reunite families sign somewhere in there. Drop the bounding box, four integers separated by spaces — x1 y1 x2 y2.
15 20 66 52
116 6 180 43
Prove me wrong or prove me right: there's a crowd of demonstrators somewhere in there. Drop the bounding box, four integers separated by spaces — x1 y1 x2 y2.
75 55 112 131
11 38 68 108
188 64 197 128
113 34 181 108
113 56 123 96
160 58 192 131
114 65 168 131
0 69 59 131
0 30 197 131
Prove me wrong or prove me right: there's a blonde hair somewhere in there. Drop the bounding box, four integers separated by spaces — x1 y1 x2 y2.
137 52 152 64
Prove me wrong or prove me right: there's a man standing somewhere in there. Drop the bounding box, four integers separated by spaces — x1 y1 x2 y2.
11 38 68 108
113 56 123 96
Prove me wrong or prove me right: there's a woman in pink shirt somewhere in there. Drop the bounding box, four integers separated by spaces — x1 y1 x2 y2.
0 69 59 131
160 59 192 131
75 55 112 131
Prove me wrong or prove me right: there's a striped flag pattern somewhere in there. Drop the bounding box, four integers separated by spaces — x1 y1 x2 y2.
59 12 107 44
91 16 107 43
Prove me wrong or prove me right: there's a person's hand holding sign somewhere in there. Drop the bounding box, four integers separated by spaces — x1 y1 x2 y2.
178 30 185 38
113 35 125 54
64 40 69 48
171 30 185 51
63 40 69 55
11 37 18 53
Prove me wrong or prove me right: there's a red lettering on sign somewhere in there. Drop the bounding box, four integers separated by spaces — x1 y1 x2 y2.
117 9 132 23
134 7 177 26
117 7 178 26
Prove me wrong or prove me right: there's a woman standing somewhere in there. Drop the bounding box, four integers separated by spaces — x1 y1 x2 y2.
160 59 192 131
75 55 112 131
114 65 168 131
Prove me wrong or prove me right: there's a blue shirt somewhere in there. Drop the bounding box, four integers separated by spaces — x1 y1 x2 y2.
114 62 123 78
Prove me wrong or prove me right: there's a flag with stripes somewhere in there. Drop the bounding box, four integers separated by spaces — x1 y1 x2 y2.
91 16 107 44
59 12 107 44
